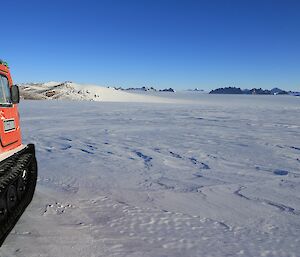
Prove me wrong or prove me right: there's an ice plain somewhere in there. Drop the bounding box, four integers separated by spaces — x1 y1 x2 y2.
0 91 300 257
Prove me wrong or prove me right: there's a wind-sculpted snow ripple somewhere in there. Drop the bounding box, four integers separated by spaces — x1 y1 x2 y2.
133 150 153 169
78 196 300 257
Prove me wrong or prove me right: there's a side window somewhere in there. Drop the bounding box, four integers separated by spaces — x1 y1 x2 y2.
0 75 11 104
0 76 5 103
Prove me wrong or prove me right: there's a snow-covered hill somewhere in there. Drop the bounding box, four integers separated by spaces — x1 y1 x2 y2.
19 82 177 103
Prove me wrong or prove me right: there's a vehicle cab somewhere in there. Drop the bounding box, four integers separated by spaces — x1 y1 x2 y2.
0 60 22 153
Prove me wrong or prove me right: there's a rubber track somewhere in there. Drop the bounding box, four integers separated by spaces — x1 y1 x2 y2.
0 144 37 247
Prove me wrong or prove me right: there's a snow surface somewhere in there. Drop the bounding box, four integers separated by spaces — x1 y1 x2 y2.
0 93 300 257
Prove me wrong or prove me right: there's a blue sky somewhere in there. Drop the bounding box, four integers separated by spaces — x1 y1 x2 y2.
2 0 300 90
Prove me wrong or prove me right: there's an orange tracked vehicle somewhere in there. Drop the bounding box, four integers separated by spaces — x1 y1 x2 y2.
0 60 37 246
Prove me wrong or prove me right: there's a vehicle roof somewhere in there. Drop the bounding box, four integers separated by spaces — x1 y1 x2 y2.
0 62 12 84
0 63 9 74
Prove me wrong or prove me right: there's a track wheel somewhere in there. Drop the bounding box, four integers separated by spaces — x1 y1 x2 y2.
0 196 8 222
17 170 28 200
6 185 17 213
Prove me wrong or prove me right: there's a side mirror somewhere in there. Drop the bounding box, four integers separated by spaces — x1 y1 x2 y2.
11 85 20 104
